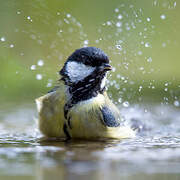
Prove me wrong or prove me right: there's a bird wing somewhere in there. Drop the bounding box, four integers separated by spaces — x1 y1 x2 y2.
99 92 122 127
100 93 135 139
35 82 67 138
100 105 120 127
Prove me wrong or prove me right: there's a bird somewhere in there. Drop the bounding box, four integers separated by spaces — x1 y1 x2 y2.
36 47 135 140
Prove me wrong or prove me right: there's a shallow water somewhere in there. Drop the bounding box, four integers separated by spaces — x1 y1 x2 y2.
0 102 180 180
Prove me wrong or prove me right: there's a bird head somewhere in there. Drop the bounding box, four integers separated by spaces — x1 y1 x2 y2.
60 47 112 89
59 47 112 103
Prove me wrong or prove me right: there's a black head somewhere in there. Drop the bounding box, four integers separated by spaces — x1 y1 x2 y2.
60 47 112 83
59 47 112 103
67 47 109 66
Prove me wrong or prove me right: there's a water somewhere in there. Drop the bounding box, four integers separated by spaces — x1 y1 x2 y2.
0 0 180 179
0 102 180 180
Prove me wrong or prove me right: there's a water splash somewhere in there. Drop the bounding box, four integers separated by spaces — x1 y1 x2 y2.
0 37 6 42
30 65 36 70
36 74 42 80
37 59 44 66
160 14 166 20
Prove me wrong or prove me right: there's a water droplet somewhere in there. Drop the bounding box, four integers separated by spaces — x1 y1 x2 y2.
30 65 36 70
164 88 168 92
118 98 122 103
76 22 82 27
174 2 177 7
10 44 14 48
114 8 119 13
153 0 157 6
84 40 89 45
27 16 32 22
112 67 116 72
147 57 152 62
106 21 112 26
165 82 168 86
160 14 166 20
17 11 21 14
126 26 131 31
66 13 71 18
139 86 143 92
138 51 142 55
0 37 6 42
64 18 69 24
117 74 121 78
95 39 99 43
162 42 166 47
147 17 151 22
145 42 150 47
47 82 52 87
174 100 179 107
118 40 123 44
117 14 123 20
36 74 42 80
123 101 129 107
129 4 134 8
37 59 44 66
116 44 122 50
115 84 120 89
116 22 122 27
30 34 36 40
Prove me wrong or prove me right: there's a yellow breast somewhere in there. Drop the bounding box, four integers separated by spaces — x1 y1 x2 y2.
68 94 135 139
36 82 67 138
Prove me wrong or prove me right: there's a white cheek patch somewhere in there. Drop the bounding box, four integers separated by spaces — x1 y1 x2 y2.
100 76 107 89
66 61 95 82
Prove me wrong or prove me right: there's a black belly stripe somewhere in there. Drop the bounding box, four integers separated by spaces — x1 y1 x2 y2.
63 102 73 139
61 71 107 138
67 116 72 129
64 102 73 127
63 123 71 140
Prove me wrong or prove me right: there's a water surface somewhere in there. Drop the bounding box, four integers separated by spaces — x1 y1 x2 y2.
0 102 180 180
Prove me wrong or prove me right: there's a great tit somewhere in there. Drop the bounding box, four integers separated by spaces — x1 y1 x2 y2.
36 47 135 140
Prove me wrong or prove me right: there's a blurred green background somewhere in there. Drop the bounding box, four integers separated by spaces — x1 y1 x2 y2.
0 0 180 104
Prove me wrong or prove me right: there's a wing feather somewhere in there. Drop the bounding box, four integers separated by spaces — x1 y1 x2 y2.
35 82 66 138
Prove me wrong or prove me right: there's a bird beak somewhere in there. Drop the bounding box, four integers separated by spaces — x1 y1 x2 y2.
103 64 112 71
